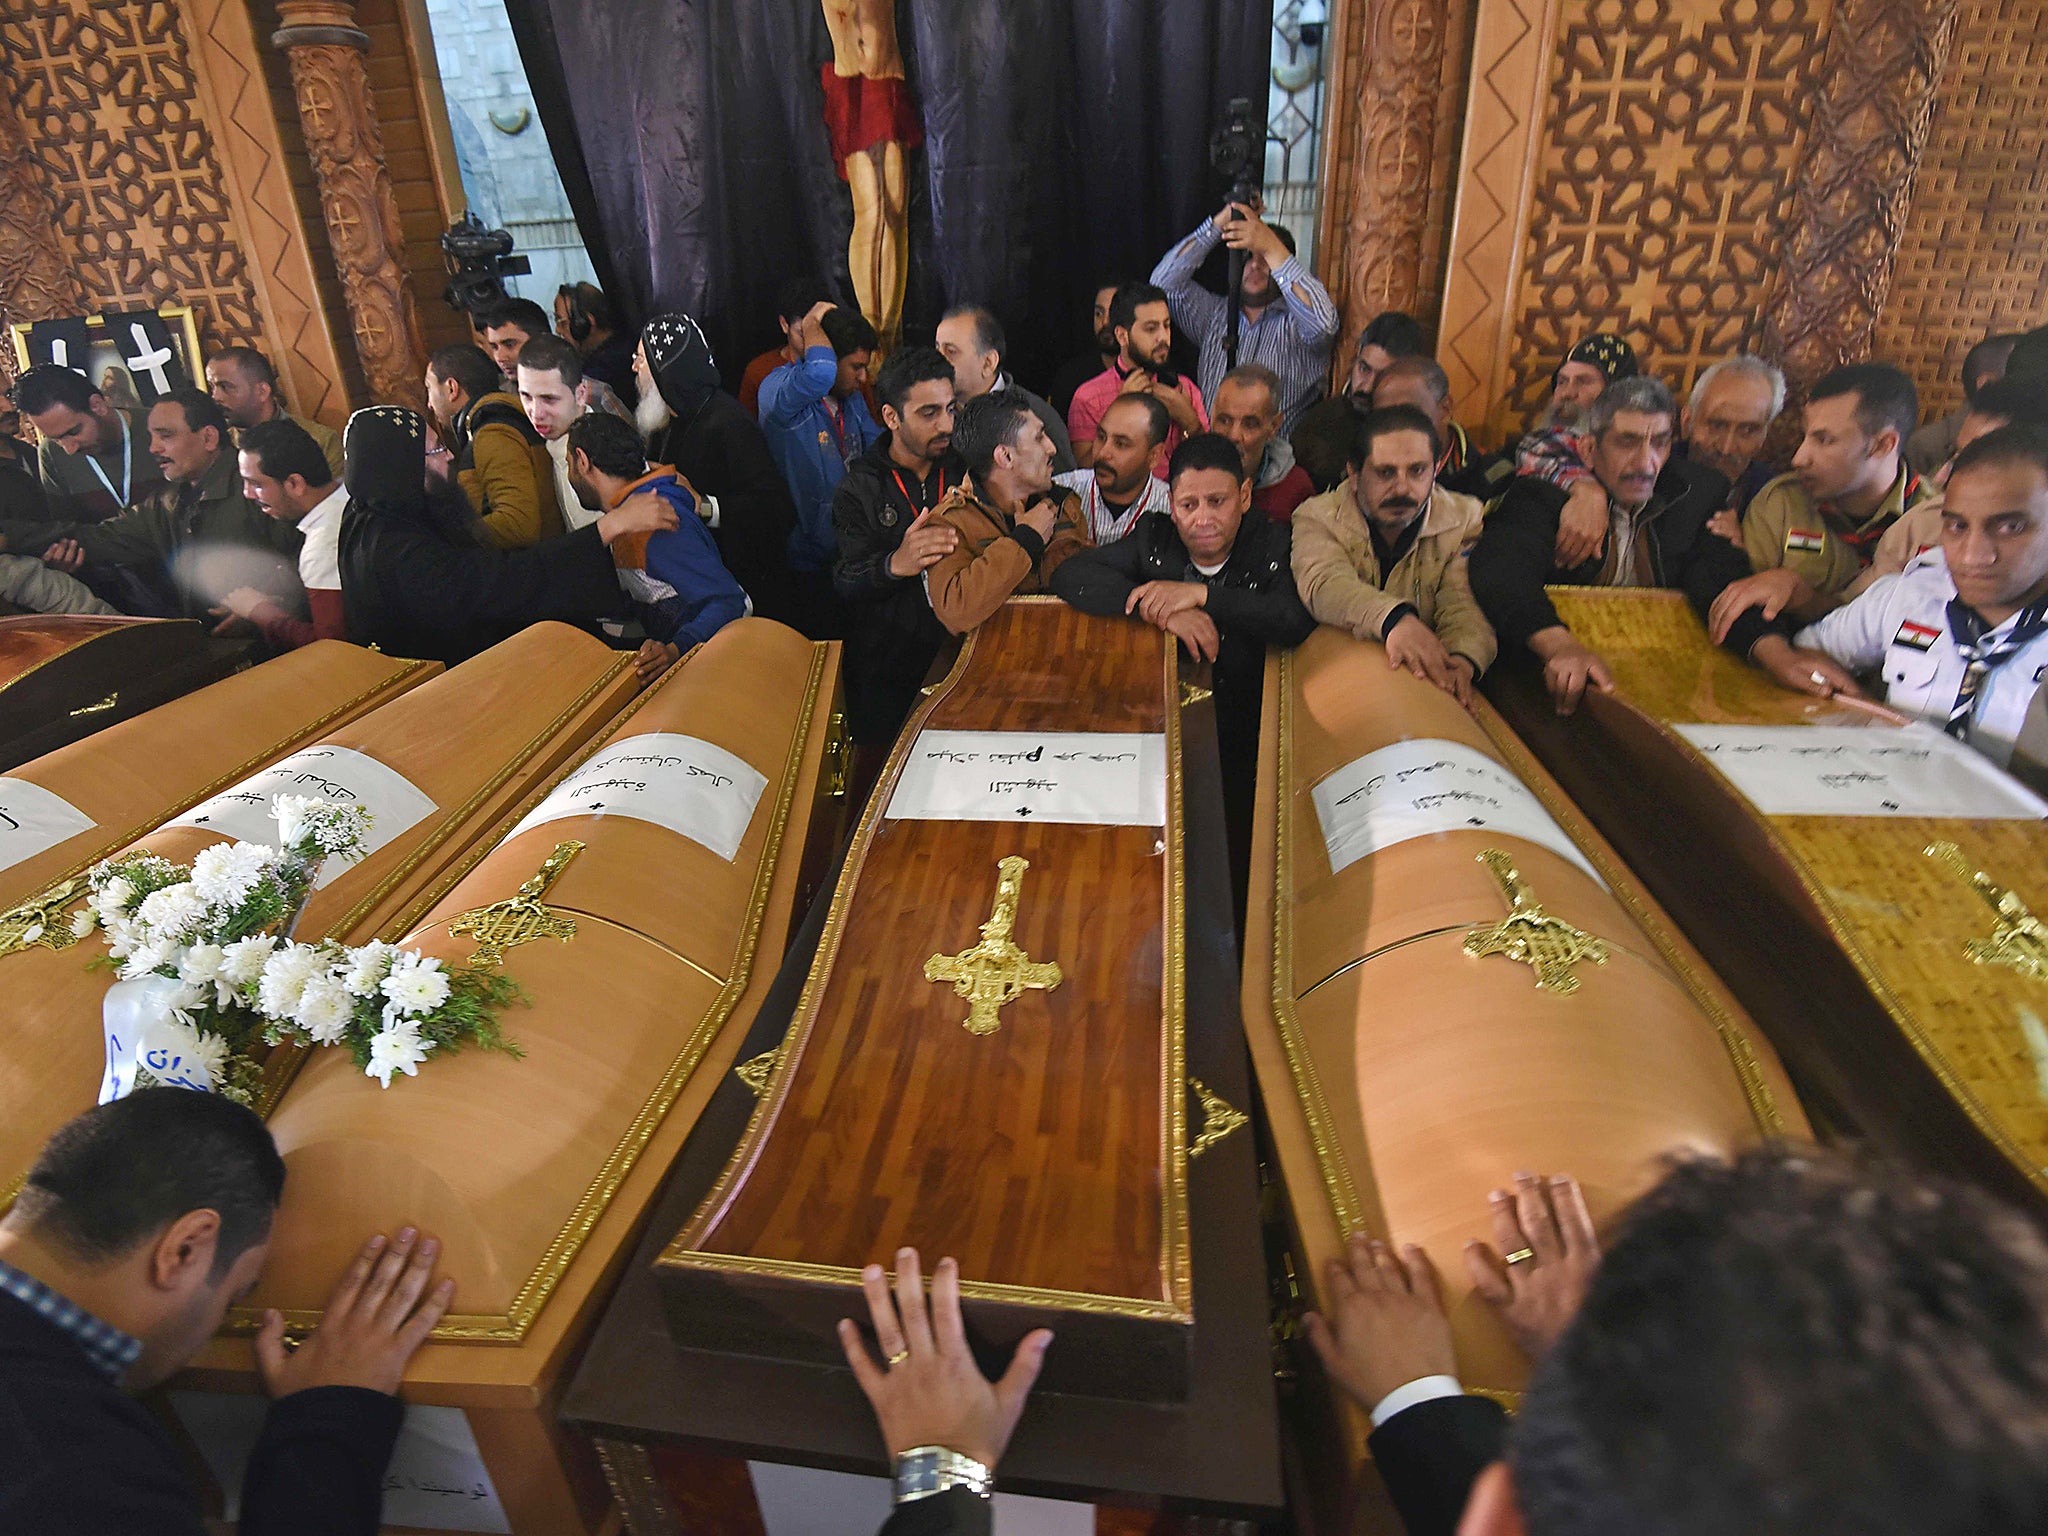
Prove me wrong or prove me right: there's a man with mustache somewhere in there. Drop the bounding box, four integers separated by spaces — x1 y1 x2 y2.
1053 392 1171 544
1150 200 1339 429
1469 376 1750 715
11 363 167 525
1066 282 1208 468
1292 405 1495 705
0 389 300 625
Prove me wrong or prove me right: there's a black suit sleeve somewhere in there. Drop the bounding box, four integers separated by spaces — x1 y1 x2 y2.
1467 480 1570 651
239 1386 405 1536
1048 530 1146 615
1367 1394 1510 1536
875 1488 992 1536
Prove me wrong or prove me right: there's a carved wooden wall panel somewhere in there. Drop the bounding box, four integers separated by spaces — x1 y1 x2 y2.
0 83 85 391
1872 0 2048 416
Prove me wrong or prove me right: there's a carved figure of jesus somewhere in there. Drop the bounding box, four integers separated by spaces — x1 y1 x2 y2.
819 0 919 351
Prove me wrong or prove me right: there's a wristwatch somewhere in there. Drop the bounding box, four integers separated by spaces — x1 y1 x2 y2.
892 1445 993 1504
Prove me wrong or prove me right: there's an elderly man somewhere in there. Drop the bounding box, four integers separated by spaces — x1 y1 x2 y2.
1210 363 1315 522
1289 311 1431 493
204 346 343 479
934 304 1075 473
1469 376 1752 713
1707 362 1938 643
1292 404 1494 704
1149 202 1339 428
1679 354 1783 521
11 363 166 523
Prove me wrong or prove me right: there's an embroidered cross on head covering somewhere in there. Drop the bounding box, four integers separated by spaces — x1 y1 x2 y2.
342 405 427 513
641 312 722 420
1562 333 1640 386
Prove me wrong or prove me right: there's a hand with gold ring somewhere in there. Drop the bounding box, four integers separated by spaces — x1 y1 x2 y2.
1465 1171 1602 1360
837 1246 1053 1475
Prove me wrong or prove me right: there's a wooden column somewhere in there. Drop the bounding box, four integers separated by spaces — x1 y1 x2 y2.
0 91 86 384
272 0 429 411
1759 0 1963 397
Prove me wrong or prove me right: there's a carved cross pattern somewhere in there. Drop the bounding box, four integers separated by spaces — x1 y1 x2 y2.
1462 850 1610 996
923 856 1063 1035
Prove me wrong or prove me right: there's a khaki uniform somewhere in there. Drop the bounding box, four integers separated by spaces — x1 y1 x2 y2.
925 481 1092 634
1851 494 1946 597
1740 466 1934 599
1290 483 1496 674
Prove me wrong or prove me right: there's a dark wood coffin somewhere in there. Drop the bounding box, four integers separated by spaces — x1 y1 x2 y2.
656 598 1222 1403
1486 588 2048 1213
0 614 249 770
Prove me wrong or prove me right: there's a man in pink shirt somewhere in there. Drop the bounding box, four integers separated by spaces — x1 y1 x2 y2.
1067 281 1207 468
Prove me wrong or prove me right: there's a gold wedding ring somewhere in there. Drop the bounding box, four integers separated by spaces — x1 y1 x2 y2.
886 1349 912 1367
1503 1248 1536 1266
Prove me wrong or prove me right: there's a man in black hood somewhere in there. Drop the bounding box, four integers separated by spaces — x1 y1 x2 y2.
635 312 799 626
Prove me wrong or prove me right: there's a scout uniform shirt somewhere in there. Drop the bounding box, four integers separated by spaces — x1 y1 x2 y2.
1741 465 1935 598
1795 549 2048 771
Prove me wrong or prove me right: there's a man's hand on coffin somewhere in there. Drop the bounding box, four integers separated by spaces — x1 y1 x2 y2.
1528 626 1614 716
209 586 273 636
1553 478 1609 570
1749 634 1867 700
887 505 959 578
1465 1172 1600 1360
1127 579 1207 626
597 492 681 546
1706 505 1744 546
839 1247 1052 1473
254 1227 455 1399
42 538 85 574
634 639 681 684
1301 1234 1457 1412
1384 614 1467 701
1161 608 1220 663
1708 566 1815 644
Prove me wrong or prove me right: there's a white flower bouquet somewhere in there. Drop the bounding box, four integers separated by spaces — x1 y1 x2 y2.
78 794 522 1101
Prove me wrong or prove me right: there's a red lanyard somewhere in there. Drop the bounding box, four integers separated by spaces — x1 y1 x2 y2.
890 465 945 509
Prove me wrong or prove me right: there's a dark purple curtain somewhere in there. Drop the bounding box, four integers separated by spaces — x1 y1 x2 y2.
504 0 1272 389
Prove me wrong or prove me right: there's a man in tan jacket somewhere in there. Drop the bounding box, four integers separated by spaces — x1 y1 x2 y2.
926 388 1092 633
424 342 562 549
1291 403 1495 703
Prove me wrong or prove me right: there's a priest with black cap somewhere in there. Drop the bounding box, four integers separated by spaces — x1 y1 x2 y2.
634 312 799 625
335 405 678 666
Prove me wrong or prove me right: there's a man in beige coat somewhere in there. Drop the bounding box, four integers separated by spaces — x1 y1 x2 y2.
1291 403 1495 703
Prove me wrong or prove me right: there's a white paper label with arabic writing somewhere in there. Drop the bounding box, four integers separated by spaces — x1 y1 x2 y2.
1673 722 2048 819
886 730 1168 826
0 778 97 875
508 732 767 861
163 745 438 887
1310 737 1602 882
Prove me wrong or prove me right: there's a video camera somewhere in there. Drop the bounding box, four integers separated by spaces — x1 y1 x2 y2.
1208 96 1264 209
440 212 533 317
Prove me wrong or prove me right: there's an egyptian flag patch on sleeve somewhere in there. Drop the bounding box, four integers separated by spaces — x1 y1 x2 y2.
1893 619 1940 652
1785 527 1827 554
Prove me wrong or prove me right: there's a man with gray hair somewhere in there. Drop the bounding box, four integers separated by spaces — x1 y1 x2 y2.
1470 375 1758 713
1682 353 1784 517
934 303 1076 473
1209 362 1314 521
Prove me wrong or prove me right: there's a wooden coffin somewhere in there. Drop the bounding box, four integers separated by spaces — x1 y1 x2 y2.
1242 626 1807 1476
1486 588 2048 1211
657 598 1200 1402
0 614 249 770
179 618 845 1535
0 622 639 1197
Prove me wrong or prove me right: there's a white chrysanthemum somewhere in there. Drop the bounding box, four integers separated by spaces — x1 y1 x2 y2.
184 1028 231 1087
219 935 277 987
102 916 137 960
121 941 169 980
257 943 326 1019
380 953 451 1017
179 941 227 991
365 1025 432 1089
69 907 97 939
274 796 370 858
292 973 356 1046
190 841 275 908
97 875 136 912
135 883 207 941
341 941 400 998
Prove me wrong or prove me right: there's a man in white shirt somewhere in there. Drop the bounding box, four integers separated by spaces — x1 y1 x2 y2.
212 417 345 650
1755 424 2048 779
1053 392 1170 543
515 333 601 531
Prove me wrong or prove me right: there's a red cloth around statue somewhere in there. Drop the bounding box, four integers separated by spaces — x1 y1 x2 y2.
819 67 923 179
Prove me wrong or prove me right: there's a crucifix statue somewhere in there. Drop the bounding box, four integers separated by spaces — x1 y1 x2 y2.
819 0 920 352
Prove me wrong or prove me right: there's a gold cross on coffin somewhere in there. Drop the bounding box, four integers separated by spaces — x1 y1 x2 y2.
1462 849 1609 995
924 856 1064 1035
447 840 585 967
1926 841 2048 982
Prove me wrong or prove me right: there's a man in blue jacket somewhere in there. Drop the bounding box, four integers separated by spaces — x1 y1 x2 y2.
759 300 881 635
564 412 750 681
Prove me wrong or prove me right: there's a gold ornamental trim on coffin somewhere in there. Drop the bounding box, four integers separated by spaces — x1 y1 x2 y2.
226 640 829 1344
660 601 1194 1332
1264 647 1793 1242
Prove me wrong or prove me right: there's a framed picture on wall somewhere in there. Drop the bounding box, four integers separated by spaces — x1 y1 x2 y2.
7 304 206 406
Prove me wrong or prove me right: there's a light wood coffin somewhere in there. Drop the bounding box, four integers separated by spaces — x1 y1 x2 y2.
180 618 844 1535
1243 626 1807 1460
0 623 638 1196
658 599 1197 1402
0 614 247 770
1485 588 2048 1211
